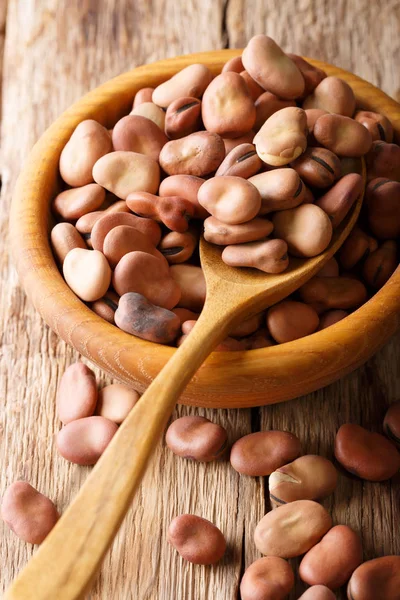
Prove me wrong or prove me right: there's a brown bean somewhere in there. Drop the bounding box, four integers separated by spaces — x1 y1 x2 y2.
126 192 195 232
59 120 112 187
152 64 213 108
222 55 244 73
362 240 398 289
340 156 364 177
158 228 198 264
198 176 261 224
335 423 400 481
50 223 87 264
222 238 289 273
254 500 332 558
115 292 180 343
202 72 256 137
254 91 296 132
75 202 130 235
316 257 339 277
314 114 372 157
291 147 341 189
113 251 181 309
159 131 225 177
56 416 118 465
130 102 166 130
305 108 329 138
338 226 377 270
204 216 273 245
90 212 161 250
165 416 228 462
178 322 247 351
159 174 208 219
347 556 400 600
273 204 333 257
133 87 154 108
93 150 160 199
354 110 394 143
240 70 265 101
267 300 319 343
57 362 97 425
170 264 206 311
112 115 167 161
103 225 165 268
89 290 119 324
63 248 111 302
215 143 262 178
299 276 367 312
384 402 400 445
164 97 202 139
167 515 226 564
242 35 304 99
269 455 337 506
96 384 140 424
248 168 305 214
298 586 336 600
287 54 327 97
316 173 364 228
172 308 199 325
365 178 400 239
230 312 264 338
223 131 255 155
1 482 59 544
242 328 275 350
317 309 348 330
254 107 308 166
52 184 105 221
303 76 356 117
300 525 362 590
230 430 301 476
365 140 400 181
240 556 295 600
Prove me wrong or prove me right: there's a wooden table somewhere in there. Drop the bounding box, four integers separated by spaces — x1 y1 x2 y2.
0 2 399 598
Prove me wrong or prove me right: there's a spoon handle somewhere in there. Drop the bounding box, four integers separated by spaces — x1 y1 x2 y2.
4 294 237 600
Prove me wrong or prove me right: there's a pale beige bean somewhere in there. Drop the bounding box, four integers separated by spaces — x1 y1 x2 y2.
254 500 332 558
303 76 356 116
222 239 289 273
1 482 59 545
215 143 262 178
159 131 225 177
267 300 320 343
57 362 97 425
59 120 112 187
51 223 87 264
299 276 367 312
230 431 301 476
165 416 228 462
198 176 261 224
240 556 295 600
56 416 118 465
254 107 307 166
249 168 305 214
96 384 140 424
317 309 348 330
204 216 273 245
112 115 168 161
354 110 394 143
159 174 208 219
130 101 166 130
152 64 213 108
242 35 304 99
52 184 105 221
132 87 154 108
347 556 400 600
167 515 226 564
92 151 160 199
63 248 111 302
254 91 296 131
314 114 372 157
298 586 336 600
272 204 333 257
170 264 206 311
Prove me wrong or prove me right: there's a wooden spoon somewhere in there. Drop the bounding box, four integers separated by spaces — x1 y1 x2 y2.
5 170 364 599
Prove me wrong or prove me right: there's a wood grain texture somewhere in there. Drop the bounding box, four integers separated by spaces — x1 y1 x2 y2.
0 2 399 600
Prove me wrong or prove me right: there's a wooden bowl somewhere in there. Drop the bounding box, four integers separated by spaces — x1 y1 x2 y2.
10 50 400 408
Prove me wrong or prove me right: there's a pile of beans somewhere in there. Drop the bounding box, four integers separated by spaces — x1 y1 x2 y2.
50 35 399 349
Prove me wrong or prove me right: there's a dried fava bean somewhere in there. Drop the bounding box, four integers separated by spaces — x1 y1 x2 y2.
303 185 315 204
354 110 394 143
198 176 261 225
230 431 301 476
93 151 160 200
314 114 372 157
272 204 332 257
317 310 348 330
202 72 256 138
170 265 206 311
254 91 296 131
165 97 202 139
172 308 199 325
215 143 262 179
365 178 400 239
249 168 305 214
254 500 332 558
57 362 97 425
365 140 400 181
269 455 337 506
159 131 225 177
96 384 140 424
63 248 111 302
291 147 341 189
303 76 356 117
299 276 367 312
242 35 304 99
267 301 319 343
76 202 131 236
306 108 329 134
130 102 166 130
340 156 363 176
59 120 112 187
152 64 213 108
167 515 226 564
52 184 106 221
133 87 154 107
299 525 362 590
91 212 161 250
90 290 119 324
334 423 400 481
126 192 195 233
243 328 275 350
240 556 295 600
316 257 339 277
51 223 87 264
347 556 400 600
165 416 228 462
222 55 244 73
316 173 364 228
204 216 273 245
180 320 248 352
298 586 336 600
115 292 180 343
240 70 265 101
287 54 327 97
338 226 377 270
362 241 398 289
113 251 181 310
254 107 308 166
159 174 208 219
158 229 198 264
112 115 168 161
384 402 400 445
1 482 59 544
103 225 165 268
223 131 255 155
222 239 289 274
56 416 118 465
230 312 264 338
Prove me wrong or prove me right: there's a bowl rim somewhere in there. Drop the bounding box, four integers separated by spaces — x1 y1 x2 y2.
10 49 400 408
